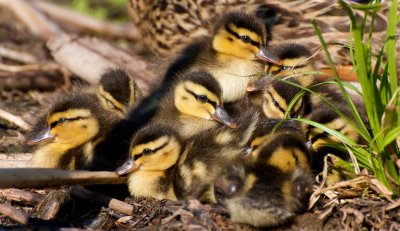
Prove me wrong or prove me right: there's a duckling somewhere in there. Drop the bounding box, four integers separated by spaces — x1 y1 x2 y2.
28 92 119 169
213 133 313 227
97 69 142 117
159 11 281 103
115 124 181 200
154 71 237 139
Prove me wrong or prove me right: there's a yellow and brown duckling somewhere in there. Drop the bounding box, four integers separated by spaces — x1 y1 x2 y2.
28 91 120 169
115 125 182 200
214 131 313 227
97 69 142 117
161 11 281 103
154 71 237 139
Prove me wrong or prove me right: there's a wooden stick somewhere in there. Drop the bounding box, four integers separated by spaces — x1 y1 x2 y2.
0 203 29 224
0 169 127 189
0 153 32 168
0 45 37 64
33 0 139 40
0 63 60 73
0 108 31 131
69 186 133 215
0 0 61 40
0 188 44 205
47 34 156 91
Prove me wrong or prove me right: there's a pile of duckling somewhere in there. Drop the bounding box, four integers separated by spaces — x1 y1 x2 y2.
28 11 367 227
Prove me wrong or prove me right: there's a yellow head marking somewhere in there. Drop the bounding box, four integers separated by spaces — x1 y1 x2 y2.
213 24 262 60
262 87 288 119
98 85 125 116
266 144 309 172
130 136 180 171
174 81 220 120
309 118 358 149
243 173 257 195
48 109 99 146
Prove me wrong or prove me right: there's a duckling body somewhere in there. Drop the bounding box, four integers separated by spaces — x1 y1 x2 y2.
214 130 313 227
29 92 119 169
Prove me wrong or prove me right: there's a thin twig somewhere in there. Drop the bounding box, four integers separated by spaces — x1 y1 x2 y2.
0 168 127 189
0 202 30 224
70 186 134 215
0 45 37 64
0 188 44 205
0 63 60 73
0 108 31 130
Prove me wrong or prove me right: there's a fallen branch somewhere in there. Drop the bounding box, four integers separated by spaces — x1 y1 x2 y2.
0 45 37 64
33 0 139 40
0 169 127 189
0 202 29 224
0 63 60 73
47 34 156 91
0 108 31 131
0 188 44 205
0 0 61 40
70 186 134 215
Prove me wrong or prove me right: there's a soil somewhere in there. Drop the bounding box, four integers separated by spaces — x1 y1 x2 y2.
0 3 398 231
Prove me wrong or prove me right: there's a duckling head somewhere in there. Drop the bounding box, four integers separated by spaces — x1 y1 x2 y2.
265 43 314 78
98 69 138 116
247 43 315 92
212 12 281 64
28 94 107 148
261 78 306 119
174 71 237 128
304 107 360 151
115 125 182 175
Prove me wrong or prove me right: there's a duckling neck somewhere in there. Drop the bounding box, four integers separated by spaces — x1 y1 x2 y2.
209 54 263 102
128 170 177 200
31 143 76 168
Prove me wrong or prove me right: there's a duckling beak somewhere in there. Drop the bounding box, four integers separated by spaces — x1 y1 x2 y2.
305 141 314 152
27 127 54 145
256 46 282 65
211 106 238 128
246 76 274 92
241 147 253 158
115 158 141 176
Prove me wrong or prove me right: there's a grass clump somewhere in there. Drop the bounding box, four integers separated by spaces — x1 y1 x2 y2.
302 0 399 194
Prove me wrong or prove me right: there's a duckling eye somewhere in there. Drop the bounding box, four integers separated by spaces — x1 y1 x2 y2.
142 148 153 155
281 66 290 71
272 99 280 108
321 131 330 137
196 95 208 103
58 118 66 123
240 35 251 43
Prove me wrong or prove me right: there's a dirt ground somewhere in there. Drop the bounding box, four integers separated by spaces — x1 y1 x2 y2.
0 2 399 230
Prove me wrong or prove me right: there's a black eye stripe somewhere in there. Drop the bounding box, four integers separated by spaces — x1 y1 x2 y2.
133 139 170 160
49 116 89 129
184 87 217 108
267 91 285 114
224 25 260 47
